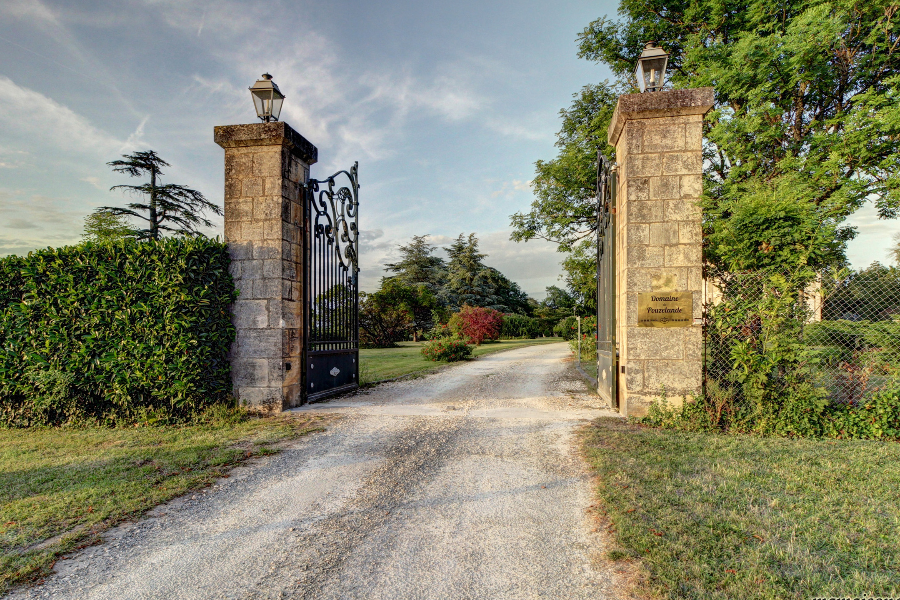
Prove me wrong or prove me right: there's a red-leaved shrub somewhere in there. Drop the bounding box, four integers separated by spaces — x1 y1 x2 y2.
448 305 504 345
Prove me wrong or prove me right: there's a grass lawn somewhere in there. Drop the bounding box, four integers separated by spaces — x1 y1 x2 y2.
581 418 900 599
0 411 331 594
359 338 563 384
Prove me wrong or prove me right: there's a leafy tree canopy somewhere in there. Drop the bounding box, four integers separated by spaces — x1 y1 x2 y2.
542 285 577 311
381 234 533 317
81 209 134 243
560 240 600 315
102 150 222 240
705 173 853 271
512 0 900 272
579 0 900 221
359 280 417 348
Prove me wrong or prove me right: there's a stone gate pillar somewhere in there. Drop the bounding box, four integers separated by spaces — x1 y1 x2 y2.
607 88 713 417
214 122 317 411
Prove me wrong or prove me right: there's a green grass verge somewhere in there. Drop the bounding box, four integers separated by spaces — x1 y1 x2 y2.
359 338 564 384
581 417 900 599
578 359 598 382
0 411 331 593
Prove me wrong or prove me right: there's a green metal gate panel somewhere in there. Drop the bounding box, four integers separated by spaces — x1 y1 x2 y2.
596 154 618 409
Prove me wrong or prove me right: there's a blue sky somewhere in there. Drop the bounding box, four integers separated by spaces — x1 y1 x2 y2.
0 0 895 298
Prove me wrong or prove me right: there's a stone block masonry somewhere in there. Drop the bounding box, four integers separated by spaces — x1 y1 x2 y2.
215 122 317 411
608 88 713 418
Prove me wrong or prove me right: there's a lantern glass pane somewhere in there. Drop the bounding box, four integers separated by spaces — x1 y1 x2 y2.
251 92 266 119
271 96 284 121
644 56 668 90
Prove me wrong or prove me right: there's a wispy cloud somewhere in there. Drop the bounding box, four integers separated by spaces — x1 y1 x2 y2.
6 218 38 230
0 192 85 229
491 179 532 198
146 0 491 171
122 116 150 152
0 0 60 29
0 76 122 156
80 176 104 190
0 232 79 257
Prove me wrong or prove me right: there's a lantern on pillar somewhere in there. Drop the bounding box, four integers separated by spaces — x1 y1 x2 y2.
634 42 669 93
249 73 285 122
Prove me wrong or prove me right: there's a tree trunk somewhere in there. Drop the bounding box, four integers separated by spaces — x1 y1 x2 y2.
149 168 158 240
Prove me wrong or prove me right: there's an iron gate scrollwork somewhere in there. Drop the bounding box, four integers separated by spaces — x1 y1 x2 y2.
596 152 618 408
303 162 360 402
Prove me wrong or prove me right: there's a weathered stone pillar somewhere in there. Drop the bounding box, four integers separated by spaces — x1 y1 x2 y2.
607 88 713 417
214 122 317 411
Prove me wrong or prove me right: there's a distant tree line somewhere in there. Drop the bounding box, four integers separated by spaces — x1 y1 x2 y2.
359 234 583 347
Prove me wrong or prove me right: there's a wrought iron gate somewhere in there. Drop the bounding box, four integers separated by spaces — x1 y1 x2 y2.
596 153 618 408
303 162 360 403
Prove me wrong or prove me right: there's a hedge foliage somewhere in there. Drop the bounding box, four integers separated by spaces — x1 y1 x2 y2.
645 386 900 441
0 238 237 426
420 338 472 362
500 314 548 339
554 315 579 340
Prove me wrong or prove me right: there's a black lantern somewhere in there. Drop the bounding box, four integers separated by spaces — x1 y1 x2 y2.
249 73 284 122
634 42 669 92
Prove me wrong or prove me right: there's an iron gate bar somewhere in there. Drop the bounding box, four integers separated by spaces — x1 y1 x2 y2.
596 152 618 408
303 162 360 403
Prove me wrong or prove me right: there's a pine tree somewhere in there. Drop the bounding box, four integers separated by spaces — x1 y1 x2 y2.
443 233 530 314
102 150 222 240
443 234 488 309
384 235 446 292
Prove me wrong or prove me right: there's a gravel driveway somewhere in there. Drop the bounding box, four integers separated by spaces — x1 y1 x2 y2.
8 342 625 600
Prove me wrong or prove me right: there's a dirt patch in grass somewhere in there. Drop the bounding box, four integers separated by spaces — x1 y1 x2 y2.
0 411 334 594
580 417 900 599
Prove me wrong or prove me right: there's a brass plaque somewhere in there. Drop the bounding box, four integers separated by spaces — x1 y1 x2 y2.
637 291 692 327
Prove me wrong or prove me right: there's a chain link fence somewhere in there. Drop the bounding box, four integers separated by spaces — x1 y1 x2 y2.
703 265 900 409
572 317 599 381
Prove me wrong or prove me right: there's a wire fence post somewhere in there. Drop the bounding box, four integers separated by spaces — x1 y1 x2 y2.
577 316 582 365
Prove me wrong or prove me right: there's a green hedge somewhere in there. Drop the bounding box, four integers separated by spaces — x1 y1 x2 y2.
500 314 540 339
0 238 237 426
554 316 580 340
